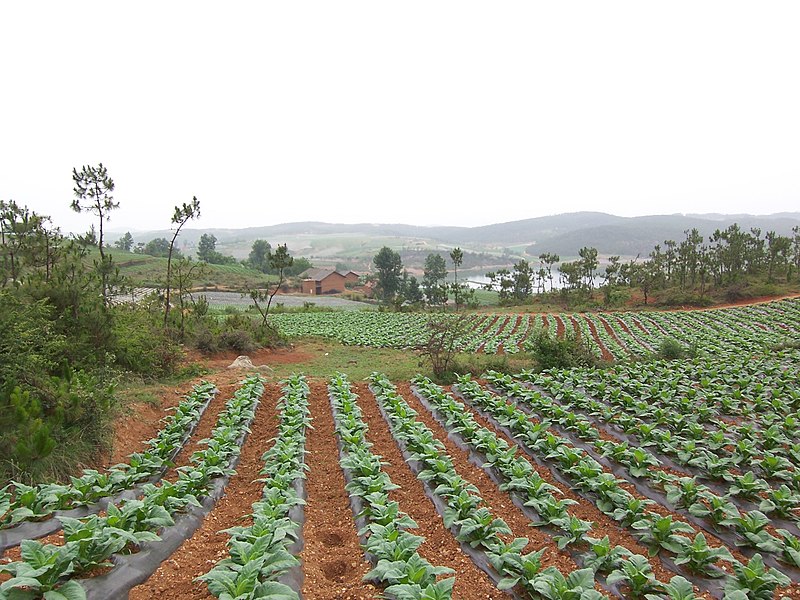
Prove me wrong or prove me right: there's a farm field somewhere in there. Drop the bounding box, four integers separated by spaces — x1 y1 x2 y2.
270 298 800 358
2 301 800 599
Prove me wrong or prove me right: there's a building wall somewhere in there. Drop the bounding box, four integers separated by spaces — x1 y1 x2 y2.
319 272 347 294
302 272 347 294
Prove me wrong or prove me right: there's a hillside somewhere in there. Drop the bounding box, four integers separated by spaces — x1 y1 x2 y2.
107 249 274 289
117 211 800 272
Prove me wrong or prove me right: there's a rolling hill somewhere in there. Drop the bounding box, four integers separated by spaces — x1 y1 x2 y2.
117 212 800 272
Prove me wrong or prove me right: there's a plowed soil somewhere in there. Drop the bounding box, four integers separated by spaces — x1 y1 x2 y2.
300 381 378 600
130 381 281 599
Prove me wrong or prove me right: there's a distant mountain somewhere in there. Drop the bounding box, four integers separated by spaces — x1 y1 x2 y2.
529 214 800 257
127 211 800 265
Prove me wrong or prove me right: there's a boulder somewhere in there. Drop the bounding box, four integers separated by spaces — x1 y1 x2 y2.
227 355 274 372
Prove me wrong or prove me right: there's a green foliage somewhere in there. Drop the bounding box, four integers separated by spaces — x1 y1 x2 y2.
114 231 134 252
112 304 182 377
525 332 598 371
657 337 693 360
0 289 123 482
373 246 403 303
673 532 734 576
644 576 698 600
422 253 448 306
197 233 237 265
143 237 174 258
723 553 790 600
606 555 660 598
247 239 272 272
0 292 64 389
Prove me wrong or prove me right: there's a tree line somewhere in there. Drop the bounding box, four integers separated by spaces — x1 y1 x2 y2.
371 245 477 309
0 164 290 482
484 223 800 306
115 231 312 278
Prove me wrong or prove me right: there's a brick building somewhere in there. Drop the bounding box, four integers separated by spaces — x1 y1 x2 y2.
300 269 360 295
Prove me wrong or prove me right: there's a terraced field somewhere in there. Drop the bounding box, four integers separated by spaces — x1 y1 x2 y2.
2 301 800 599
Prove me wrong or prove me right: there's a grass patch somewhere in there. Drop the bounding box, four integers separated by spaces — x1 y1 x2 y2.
263 338 532 383
101 248 275 289
115 363 212 410
266 339 422 382
469 288 500 306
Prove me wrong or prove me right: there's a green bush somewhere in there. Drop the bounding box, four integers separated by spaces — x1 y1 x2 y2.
111 305 182 377
0 370 117 483
188 312 285 355
219 329 257 353
656 289 713 307
0 293 65 391
525 332 598 371
657 338 691 360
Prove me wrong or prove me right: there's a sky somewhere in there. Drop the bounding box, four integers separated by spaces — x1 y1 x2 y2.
1 2 799 235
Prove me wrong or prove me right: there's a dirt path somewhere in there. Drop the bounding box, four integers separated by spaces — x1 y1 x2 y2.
129 382 281 600
300 381 377 600
582 315 615 361
554 315 566 337
184 345 314 372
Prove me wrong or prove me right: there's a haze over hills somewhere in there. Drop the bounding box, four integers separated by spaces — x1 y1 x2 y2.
122 211 800 272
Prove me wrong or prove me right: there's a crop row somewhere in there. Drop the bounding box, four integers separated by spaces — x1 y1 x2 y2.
200 375 310 599
369 371 606 598
0 376 261 600
438 375 795 598
0 381 217 532
471 372 800 580
329 372 456 599
268 298 800 357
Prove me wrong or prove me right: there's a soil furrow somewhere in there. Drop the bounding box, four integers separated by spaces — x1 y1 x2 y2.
396 383 580 577
300 380 377 600
436 385 680 585
129 380 281 600
582 315 615 361
554 315 566 337
162 377 244 478
354 382 506 599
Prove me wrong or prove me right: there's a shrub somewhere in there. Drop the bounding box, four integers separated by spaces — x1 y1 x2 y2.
525 332 598 371
657 338 695 360
417 315 468 381
193 326 219 354
111 305 182 377
219 329 257 353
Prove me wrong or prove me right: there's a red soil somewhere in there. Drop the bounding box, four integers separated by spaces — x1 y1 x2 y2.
582 316 615 361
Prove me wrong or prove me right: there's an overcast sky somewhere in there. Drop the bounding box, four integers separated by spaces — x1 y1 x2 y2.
2 2 799 235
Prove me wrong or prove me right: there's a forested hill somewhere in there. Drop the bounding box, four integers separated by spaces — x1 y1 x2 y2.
126 212 800 259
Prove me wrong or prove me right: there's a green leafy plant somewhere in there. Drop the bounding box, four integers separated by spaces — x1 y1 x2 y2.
673 532 734 576
531 567 605 600
644 575 698 600
606 555 660 598
723 553 790 600
721 511 782 552
631 514 693 556
580 536 631 574
0 539 85 600
551 515 593 550
454 507 511 548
